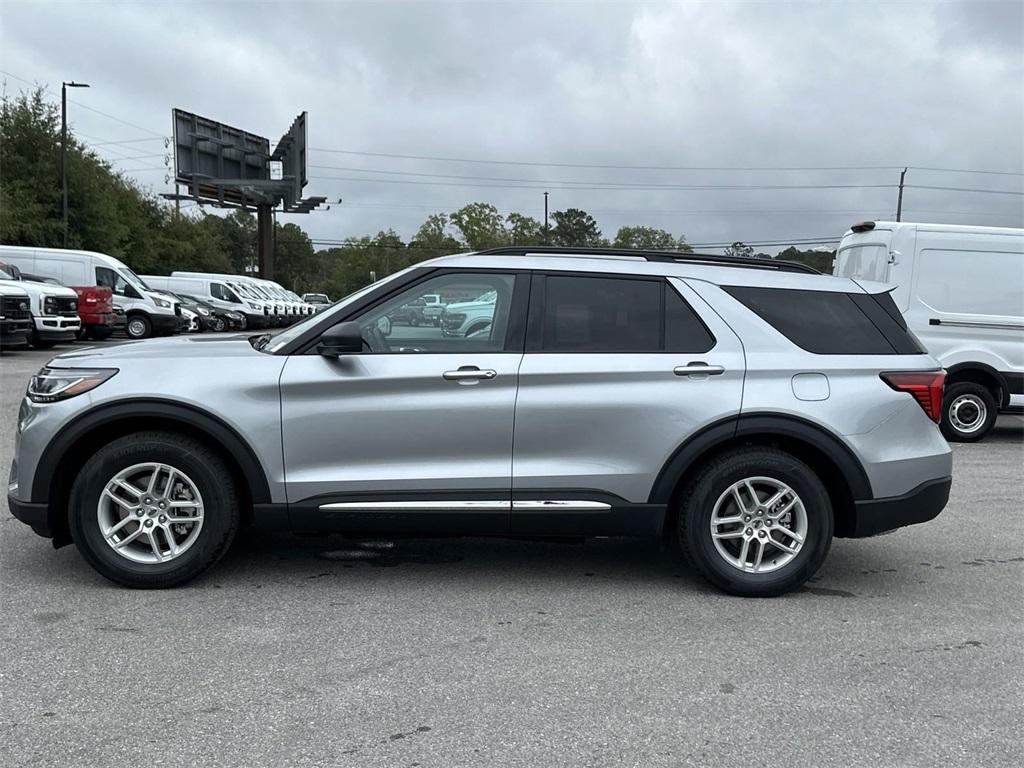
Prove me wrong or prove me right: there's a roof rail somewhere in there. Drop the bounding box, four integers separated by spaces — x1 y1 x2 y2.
474 245 819 274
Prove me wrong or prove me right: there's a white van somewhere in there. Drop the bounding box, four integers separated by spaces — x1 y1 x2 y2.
0 245 180 340
141 275 269 329
169 274 280 325
835 221 1024 441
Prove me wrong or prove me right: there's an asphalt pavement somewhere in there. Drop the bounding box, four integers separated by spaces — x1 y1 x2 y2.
1 342 1021 767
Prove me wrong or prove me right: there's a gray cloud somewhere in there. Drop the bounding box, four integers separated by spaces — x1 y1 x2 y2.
2 0 1021 252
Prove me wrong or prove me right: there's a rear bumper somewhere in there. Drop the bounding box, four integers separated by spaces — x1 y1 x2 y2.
848 476 952 537
80 310 116 327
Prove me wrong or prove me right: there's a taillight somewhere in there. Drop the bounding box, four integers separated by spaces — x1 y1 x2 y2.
880 371 945 423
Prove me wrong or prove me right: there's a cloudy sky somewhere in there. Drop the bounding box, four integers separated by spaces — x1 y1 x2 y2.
2 0 1022 252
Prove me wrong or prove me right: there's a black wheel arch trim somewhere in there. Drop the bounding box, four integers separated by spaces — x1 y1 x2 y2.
30 398 272 506
648 413 873 504
944 362 1011 407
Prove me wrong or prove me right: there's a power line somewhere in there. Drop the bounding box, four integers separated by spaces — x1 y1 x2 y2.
87 136 167 147
309 146 902 173
911 165 1024 177
308 173 897 192
906 184 1024 196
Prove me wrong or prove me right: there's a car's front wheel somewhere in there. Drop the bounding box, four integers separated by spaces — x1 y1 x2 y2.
677 447 833 597
69 432 239 588
125 314 152 339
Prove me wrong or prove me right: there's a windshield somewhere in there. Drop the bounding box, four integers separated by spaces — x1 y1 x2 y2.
0 264 15 280
119 267 151 292
230 282 259 300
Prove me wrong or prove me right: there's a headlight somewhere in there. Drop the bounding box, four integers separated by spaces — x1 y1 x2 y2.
198 307 210 316
43 296 58 315
247 302 260 310
153 297 171 309
27 367 118 403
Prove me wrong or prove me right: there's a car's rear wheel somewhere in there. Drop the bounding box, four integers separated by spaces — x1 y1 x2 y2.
69 432 239 588
676 447 833 597
209 316 227 332
940 382 997 443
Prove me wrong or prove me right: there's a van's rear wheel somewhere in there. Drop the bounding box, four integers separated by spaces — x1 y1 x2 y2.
69 432 239 588
126 314 151 339
676 447 833 597
940 382 997 442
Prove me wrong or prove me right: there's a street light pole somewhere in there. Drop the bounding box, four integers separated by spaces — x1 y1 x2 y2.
543 191 549 244
61 81 90 248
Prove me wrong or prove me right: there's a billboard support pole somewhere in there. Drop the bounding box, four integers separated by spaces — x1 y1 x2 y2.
257 204 274 279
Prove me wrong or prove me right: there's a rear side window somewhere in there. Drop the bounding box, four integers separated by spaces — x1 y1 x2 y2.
534 275 715 353
724 286 925 355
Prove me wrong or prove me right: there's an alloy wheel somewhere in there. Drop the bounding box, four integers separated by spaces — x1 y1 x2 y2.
97 462 205 564
709 476 808 574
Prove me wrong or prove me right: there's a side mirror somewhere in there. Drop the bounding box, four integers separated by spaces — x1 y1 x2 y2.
317 321 363 357
377 315 392 337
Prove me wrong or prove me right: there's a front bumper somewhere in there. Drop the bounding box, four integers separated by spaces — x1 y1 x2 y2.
1 318 32 349
8 493 50 539
848 477 952 537
150 313 182 333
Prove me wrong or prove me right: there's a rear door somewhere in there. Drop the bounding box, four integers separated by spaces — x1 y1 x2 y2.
511 272 745 533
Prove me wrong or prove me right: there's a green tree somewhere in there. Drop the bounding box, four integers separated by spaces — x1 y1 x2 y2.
724 241 754 259
506 212 544 245
550 208 604 247
775 246 835 273
449 203 508 250
612 225 691 251
409 213 462 257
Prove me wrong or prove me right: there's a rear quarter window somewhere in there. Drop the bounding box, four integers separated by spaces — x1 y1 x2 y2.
724 286 925 355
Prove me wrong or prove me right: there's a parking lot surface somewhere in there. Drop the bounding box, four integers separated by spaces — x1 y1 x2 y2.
1 342 1022 767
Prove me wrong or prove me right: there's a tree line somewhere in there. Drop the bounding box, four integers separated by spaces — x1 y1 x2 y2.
2 88 833 301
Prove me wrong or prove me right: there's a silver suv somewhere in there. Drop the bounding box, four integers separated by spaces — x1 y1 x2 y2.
8 247 952 596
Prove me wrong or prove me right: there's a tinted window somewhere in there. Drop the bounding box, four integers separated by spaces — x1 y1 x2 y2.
665 285 715 353
541 276 660 352
724 286 925 355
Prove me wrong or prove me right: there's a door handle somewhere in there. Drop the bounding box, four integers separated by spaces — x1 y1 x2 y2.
674 362 725 377
443 366 498 381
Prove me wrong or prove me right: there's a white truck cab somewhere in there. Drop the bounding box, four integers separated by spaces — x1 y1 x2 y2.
0 281 33 350
835 220 1024 441
0 259 80 348
0 245 179 340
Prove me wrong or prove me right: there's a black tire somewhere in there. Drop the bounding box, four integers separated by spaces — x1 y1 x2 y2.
676 447 833 597
209 316 227 332
91 327 114 341
125 313 152 339
940 382 997 443
68 431 240 588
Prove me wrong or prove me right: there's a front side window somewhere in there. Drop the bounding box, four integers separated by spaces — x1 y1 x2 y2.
355 272 517 353
96 266 134 297
535 275 714 353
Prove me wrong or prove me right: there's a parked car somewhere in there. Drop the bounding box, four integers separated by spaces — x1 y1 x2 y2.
141 275 266 329
835 220 1023 441
0 282 33 350
177 294 246 332
440 290 496 337
0 246 179 340
8 246 952 597
302 293 331 308
389 297 429 326
420 294 445 325
0 260 80 348
22 272 120 341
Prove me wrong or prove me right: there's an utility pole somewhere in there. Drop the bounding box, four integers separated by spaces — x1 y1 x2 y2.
896 167 907 222
543 191 549 244
257 204 274 279
61 80 90 248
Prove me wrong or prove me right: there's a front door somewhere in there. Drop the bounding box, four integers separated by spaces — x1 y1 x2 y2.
280 270 527 534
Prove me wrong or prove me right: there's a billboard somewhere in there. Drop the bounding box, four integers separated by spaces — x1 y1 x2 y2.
171 109 273 207
271 111 308 211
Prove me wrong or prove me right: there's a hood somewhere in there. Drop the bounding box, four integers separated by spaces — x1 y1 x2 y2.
50 333 263 365
0 280 31 297
0 278 77 299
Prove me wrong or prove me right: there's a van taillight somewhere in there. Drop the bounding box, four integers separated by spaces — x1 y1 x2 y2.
880 371 945 423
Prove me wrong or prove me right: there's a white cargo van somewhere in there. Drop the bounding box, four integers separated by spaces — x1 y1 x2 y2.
170 271 279 325
835 221 1024 441
0 245 180 339
141 275 268 329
